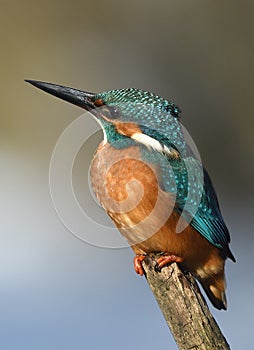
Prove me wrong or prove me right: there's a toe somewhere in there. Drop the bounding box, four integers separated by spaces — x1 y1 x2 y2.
133 255 146 276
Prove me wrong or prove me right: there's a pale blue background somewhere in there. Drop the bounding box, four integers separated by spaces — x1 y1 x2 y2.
1 1 254 349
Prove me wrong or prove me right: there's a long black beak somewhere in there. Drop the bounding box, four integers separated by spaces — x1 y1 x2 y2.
25 80 96 110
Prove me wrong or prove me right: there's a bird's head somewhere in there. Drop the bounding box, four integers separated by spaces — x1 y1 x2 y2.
25 80 185 157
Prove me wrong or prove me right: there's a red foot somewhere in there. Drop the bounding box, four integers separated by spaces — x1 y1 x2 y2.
134 255 146 276
155 254 183 272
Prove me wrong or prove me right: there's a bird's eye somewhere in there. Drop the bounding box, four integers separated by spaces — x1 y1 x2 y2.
109 106 120 119
102 106 120 120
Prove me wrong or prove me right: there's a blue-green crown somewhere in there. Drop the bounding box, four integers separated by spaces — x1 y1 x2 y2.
95 88 181 119
94 88 185 156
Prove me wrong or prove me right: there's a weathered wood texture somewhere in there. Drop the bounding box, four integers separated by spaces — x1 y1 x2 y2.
142 256 231 350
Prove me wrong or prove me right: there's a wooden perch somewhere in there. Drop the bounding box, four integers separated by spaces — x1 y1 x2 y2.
142 256 231 350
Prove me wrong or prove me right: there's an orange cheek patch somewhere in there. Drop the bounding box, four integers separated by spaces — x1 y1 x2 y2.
116 122 141 137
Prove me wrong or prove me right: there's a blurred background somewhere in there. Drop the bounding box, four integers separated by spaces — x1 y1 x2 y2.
1 0 253 349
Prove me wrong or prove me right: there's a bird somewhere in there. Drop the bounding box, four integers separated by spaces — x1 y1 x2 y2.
25 79 235 310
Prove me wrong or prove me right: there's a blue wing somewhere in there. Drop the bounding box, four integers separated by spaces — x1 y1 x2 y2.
189 168 235 261
142 145 235 261
172 157 235 261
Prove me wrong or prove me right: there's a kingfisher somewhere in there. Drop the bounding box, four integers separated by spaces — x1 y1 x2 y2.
26 80 235 310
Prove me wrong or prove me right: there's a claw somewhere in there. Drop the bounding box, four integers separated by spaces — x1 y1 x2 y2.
154 254 183 272
134 255 146 276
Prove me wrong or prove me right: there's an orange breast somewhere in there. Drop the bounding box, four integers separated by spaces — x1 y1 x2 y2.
90 142 225 279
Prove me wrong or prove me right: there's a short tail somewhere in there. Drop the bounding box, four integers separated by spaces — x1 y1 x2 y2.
203 285 227 310
200 276 227 310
